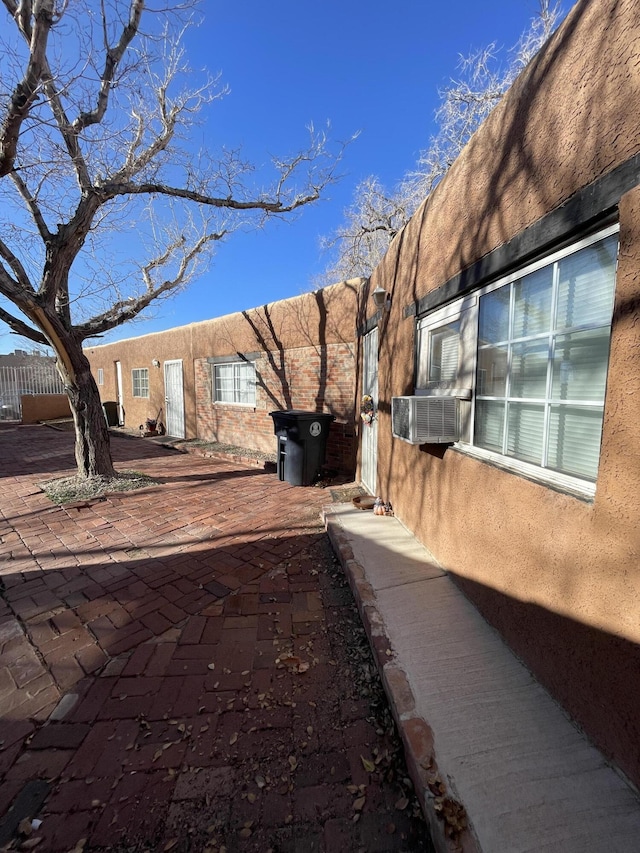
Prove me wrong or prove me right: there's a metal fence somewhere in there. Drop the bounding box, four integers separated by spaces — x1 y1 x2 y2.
0 364 66 421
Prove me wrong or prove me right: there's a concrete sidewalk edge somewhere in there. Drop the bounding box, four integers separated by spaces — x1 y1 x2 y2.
323 505 479 853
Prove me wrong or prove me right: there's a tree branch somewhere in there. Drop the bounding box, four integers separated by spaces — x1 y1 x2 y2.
0 236 34 292
0 0 55 177
72 0 144 134
100 180 322 213
0 304 48 344
10 171 51 240
40 65 93 189
74 228 227 339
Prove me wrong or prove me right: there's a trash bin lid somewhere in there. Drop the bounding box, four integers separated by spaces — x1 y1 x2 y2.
269 410 335 421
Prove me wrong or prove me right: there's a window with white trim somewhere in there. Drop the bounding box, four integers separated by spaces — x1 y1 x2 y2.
213 361 256 406
416 225 619 492
97 368 104 386
132 367 149 398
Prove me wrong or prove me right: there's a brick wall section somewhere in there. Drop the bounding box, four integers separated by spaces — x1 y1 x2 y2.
195 341 357 473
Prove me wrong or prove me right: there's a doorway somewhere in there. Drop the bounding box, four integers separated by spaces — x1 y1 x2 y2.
163 359 185 438
115 361 124 426
361 327 378 495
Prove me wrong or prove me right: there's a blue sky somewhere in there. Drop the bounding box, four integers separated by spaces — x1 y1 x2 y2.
0 0 567 354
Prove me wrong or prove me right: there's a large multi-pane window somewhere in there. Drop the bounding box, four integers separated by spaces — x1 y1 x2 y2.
213 361 256 406
415 226 619 491
132 367 149 398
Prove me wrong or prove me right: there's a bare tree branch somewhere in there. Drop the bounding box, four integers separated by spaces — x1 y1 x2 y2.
75 227 227 338
0 0 55 177
10 171 51 240
72 0 144 134
0 304 48 344
0 235 34 291
99 180 323 213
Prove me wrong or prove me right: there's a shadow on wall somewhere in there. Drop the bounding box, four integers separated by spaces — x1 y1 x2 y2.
241 306 293 412
241 280 363 419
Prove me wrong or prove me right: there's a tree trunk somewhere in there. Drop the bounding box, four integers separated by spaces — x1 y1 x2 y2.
54 334 116 478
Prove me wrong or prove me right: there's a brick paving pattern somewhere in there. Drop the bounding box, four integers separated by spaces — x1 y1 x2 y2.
0 424 432 852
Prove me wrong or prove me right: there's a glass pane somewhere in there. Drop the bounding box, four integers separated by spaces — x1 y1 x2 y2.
557 235 617 329
476 344 508 396
215 365 233 402
475 400 505 452
506 402 544 465
551 329 611 401
512 266 552 338
510 340 549 398
547 405 604 481
429 320 460 382
416 325 429 388
238 364 250 405
479 287 510 344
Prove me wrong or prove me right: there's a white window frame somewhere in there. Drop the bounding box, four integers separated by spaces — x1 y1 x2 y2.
97 368 104 386
415 223 619 499
131 367 149 398
213 360 256 407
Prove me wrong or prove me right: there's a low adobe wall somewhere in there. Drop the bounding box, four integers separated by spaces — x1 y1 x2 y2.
20 394 71 424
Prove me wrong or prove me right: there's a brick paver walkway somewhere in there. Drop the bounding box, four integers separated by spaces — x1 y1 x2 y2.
0 424 431 852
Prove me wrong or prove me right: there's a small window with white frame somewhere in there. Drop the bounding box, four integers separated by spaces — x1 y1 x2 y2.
97 368 104 386
132 367 149 398
213 360 256 406
415 224 619 495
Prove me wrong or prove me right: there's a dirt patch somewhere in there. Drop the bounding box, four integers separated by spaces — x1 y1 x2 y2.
39 471 158 504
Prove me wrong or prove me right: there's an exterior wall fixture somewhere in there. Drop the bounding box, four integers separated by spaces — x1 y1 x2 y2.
152 358 160 368
372 286 391 312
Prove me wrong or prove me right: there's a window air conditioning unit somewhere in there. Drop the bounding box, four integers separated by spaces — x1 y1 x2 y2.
392 395 459 445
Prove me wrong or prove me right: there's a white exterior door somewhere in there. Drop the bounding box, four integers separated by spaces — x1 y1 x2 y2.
164 360 185 438
115 361 124 426
361 327 378 495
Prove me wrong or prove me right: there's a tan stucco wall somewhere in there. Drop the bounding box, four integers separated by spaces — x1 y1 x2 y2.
366 0 640 784
20 394 71 424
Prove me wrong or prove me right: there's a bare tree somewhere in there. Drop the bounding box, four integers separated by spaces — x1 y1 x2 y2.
320 0 560 284
318 176 412 281
0 0 346 478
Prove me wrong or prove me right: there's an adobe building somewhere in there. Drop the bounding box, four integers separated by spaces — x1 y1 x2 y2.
360 0 640 787
85 279 365 475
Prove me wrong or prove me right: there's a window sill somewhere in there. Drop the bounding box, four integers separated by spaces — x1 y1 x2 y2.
452 443 596 503
213 401 257 411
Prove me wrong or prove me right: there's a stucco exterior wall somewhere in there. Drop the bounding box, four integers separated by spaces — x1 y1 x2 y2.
365 0 640 785
85 280 363 472
20 394 71 424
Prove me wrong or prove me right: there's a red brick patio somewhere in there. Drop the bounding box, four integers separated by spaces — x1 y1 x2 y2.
0 424 431 852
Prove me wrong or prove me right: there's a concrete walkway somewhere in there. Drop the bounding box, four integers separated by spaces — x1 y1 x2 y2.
0 424 430 852
324 505 640 853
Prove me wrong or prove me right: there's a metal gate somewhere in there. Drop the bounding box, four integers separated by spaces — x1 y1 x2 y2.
164 359 185 438
0 364 65 421
361 327 378 495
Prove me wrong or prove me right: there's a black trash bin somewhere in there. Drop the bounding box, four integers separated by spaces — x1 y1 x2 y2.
102 401 119 427
269 410 335 486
